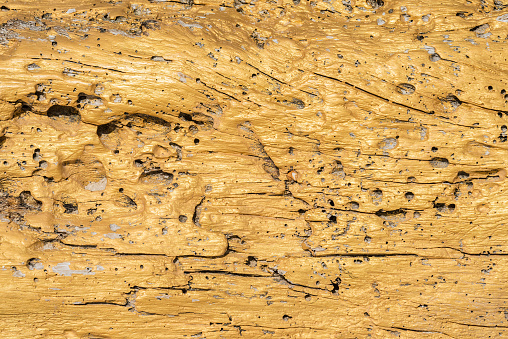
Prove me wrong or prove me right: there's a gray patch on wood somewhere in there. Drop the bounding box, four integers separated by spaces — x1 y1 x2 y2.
430 158 449 168
52 262 95 276
85 177 107 191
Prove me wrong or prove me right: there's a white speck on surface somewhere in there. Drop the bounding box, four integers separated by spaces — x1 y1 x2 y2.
104 233 122 239
30 262 44 270
423 45 436 54
380 138 398 150
27 63 40 71
85 177 107 191
110 224 121 231
177 20 203 29
52 262 95 276
420 127 428 140
177 72 188 83
13 270 25 278
497 13 508 22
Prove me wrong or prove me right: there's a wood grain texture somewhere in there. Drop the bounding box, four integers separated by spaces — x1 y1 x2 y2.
0 0 508 337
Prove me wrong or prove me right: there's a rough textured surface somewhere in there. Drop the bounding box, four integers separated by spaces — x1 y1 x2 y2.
1 0 508 337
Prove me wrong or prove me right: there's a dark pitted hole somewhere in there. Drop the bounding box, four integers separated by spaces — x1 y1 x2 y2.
372 189 383 199
97 122 117 137
330 277 341 293
430 157 449 168
19 191 42 211
282 315 292 321
366 0 384 9
457 171 469 179
349 201 359 210
291 98 305 109
430 53 441 62
47 105 80 122
440 94 462 109
63 202 78 214
246 256 257 267
179 112 193 121
77 92 88 102
434 203 446 212
33 148 41 161
141 20 160 30
26 258 42 270
396 83 416 95
375 209 406 218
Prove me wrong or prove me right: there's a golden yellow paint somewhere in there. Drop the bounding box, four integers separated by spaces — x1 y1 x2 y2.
0 0 508 337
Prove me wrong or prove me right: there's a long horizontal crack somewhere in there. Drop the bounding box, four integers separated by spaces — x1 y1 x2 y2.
183 269 270 278
313 72 480 129
30 57 127 73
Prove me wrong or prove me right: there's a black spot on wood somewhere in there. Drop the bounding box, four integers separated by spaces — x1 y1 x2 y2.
179 112 193 121
330 277 341 294
367 0 384 9
97 122 117 137
63 202 78 214
18 191 42 211
47 105 80 122
140 20 160 30
375 209 406 218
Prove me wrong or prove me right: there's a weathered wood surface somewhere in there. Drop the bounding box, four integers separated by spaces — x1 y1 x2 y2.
1 0 508 337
